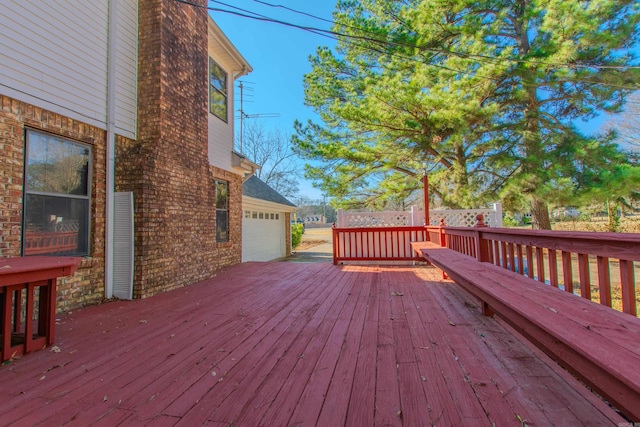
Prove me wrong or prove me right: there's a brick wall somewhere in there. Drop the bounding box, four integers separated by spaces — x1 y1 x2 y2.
116 0 241 299
0 94 109 311
211 166 242 267
0 0 243 311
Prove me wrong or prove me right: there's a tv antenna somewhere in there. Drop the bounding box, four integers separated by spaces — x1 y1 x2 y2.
237 81 280 153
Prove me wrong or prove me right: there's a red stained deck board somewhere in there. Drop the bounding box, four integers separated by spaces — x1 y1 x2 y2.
287 318 351 426
16 277 307 424
174 313 304 425
373 271 403 427
285 269 370 425
170 264 354 425
163 287 313 420
344 319 378 427
204 274 342 424
401 284 467 426
315 267 374 427
2 268 287 394
434 278 575 421
249 266 359 427
424 281 528 426
0 263 628 426
404 283 489 425
430 274 623 425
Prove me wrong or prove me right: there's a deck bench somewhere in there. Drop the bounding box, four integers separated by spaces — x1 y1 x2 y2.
411 241 640 422
1 256 80 362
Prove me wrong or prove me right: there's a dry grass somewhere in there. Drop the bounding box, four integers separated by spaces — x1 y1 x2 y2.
551 216 640 233
534 217 640 315
295 239 327 251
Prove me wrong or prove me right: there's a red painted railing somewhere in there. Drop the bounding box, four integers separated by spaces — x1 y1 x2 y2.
427 225 640 317
1 256 81 362
332 226 427 264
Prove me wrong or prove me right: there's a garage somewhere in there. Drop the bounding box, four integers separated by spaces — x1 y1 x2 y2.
242 176 297 262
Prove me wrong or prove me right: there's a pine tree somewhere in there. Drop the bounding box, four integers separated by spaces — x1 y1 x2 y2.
294 0 640 228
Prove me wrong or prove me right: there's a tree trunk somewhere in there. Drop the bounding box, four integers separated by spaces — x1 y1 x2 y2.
530 197 552 230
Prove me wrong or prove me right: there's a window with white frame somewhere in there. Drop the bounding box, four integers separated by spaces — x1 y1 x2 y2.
23 130 91 256
216 180 229 242
209 58 228 122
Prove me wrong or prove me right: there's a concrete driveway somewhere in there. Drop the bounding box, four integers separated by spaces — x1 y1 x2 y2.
288 225 333 263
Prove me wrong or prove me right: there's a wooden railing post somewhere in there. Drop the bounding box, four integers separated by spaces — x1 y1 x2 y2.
474 214 490 263
332 224 338 265
439 219 446 247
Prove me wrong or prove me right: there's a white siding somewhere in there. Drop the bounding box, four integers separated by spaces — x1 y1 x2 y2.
207 59 235 171
114 0 138 138
207 20 251 173
0 0 137 138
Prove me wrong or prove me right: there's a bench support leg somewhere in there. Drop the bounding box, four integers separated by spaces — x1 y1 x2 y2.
482 302 494 317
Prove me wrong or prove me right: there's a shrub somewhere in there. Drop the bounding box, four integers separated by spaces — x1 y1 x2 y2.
291 223 304 249
502 214 520 227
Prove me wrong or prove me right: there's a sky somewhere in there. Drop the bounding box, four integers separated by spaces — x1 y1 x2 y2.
211 1 338 201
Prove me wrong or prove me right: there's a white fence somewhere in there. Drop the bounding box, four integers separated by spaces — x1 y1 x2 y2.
336 204 503 228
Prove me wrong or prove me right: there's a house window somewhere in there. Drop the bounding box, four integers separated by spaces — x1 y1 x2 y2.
23 130 91 256
216 180 229 242
209 58 227 122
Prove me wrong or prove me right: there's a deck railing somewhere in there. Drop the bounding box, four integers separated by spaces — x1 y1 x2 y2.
332 226 427 264
427 224 640 317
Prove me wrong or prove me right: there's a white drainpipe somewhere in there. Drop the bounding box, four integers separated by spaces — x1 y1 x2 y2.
105 0 118 298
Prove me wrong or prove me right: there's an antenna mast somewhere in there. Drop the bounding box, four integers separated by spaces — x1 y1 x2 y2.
236 80 280 154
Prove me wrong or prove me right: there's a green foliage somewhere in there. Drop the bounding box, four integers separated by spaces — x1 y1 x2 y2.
502 214 521 228
293 0 640 224
291 223 305 249
606 201 622 232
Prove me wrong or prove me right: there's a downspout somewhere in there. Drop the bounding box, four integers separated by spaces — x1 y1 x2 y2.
105 0 118 298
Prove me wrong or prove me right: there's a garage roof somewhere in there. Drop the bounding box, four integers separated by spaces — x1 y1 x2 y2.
243 175 296 207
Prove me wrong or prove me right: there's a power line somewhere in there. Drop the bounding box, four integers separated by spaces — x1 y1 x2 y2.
202 0 640 72
250 0 334 25
176 0 639 90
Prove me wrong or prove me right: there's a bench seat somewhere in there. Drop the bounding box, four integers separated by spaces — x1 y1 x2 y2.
411 241 640 421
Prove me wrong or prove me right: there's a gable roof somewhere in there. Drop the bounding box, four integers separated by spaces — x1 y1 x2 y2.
242 175 296 208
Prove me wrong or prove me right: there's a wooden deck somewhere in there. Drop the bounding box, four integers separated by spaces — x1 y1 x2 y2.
0 262 625 426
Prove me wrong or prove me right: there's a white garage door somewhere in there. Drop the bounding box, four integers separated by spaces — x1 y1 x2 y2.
242 211 285 262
